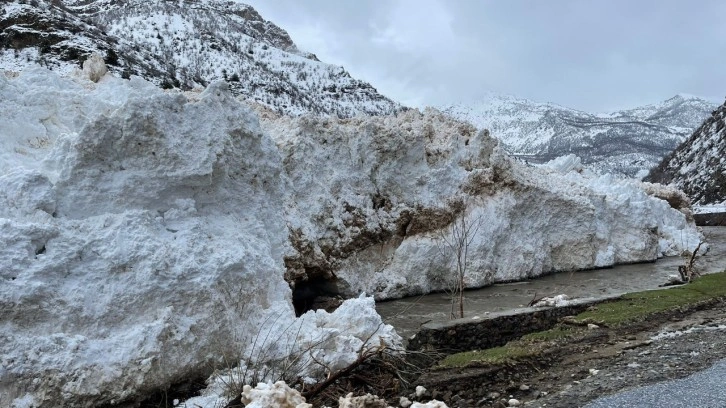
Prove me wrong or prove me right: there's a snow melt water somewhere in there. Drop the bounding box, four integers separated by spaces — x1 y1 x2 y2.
0 67 701 407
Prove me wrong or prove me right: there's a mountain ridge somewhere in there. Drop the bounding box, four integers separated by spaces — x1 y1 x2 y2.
441 93 717 177
647 100 726 204
0 0 402 117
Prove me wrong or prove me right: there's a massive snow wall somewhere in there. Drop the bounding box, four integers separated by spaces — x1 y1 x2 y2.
0 69 399 408
0 68 700 407
259 109 701 300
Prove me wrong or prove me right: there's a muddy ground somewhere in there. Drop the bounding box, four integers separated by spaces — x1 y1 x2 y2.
413 301 726 408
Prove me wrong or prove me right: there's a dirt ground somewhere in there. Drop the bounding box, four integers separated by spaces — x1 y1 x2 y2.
416 301 726 408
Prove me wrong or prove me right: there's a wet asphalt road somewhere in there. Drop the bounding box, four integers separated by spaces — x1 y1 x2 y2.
584 359 726 408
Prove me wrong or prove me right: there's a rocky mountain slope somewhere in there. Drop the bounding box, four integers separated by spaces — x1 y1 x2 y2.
0 0 401 117
442 94 717 178
646 100 726 205
0 66 702 407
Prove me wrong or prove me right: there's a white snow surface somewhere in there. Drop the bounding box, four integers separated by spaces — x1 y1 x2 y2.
215 383 449 408
0 68 702 407
0 68 399 408
257 110 701 300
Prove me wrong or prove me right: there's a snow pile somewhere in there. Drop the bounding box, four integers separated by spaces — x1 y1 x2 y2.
81 53 108 83
184 297 401 408
241 382 311 408
531 294 570 308
259 113 702 300
0 68 399 408
224 385 449 408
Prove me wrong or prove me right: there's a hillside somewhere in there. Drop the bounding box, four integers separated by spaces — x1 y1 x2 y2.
0 0 401 117
442 94 716 178
647 100 726 204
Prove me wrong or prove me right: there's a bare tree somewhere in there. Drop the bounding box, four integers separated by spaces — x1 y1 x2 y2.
436 202 484 319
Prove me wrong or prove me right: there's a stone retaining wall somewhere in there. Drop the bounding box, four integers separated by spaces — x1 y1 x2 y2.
406 297 612 353
694 212 726 226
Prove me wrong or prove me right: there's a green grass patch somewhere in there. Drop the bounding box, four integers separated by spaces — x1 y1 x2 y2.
437 273 726 369
574 272 726 326
521 325 578 343
437 345 536 368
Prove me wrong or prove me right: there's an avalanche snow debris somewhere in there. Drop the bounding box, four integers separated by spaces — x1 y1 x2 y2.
0 67 702 407
240 382 311 408
259 110 702 300
0 68 399 408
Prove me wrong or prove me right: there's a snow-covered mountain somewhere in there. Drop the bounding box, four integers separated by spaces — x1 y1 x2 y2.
442 93 717 177
0 0 401 117
646 100 726 205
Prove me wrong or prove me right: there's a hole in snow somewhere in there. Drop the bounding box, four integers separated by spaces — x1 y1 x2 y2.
292 277 343 317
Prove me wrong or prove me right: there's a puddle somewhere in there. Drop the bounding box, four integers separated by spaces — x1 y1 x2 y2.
377 227 726 339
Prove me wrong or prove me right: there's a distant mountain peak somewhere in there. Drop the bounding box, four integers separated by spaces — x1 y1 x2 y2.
441 93 717 178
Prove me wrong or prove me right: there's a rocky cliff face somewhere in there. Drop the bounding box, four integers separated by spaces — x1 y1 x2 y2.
442 94 717 178
0 0 402 117
647 101 726 204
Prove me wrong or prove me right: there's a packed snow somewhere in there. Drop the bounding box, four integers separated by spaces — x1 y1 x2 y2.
0 66 702 407
0 67 399 408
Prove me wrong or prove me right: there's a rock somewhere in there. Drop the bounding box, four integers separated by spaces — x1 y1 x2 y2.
416 386 428 398
508 398 521 407
519 384 530 391
588 323 600 330
400 396 413 408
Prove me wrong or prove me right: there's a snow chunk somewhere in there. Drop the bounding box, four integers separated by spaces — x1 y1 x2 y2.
532 294 570 308
338 392 388 408
241 382 311 408
82 53 108 82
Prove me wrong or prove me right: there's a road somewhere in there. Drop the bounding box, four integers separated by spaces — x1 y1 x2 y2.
585 359 726 408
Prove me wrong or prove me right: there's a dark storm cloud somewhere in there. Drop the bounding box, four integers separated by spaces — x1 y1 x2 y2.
244 0 726 111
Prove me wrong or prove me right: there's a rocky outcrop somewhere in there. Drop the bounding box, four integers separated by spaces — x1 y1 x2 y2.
647 101 726 204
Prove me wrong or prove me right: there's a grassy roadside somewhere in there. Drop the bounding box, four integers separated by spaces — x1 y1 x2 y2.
438 272 726 369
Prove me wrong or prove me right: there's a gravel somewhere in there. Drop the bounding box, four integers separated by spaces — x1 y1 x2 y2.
584 358 726 407
529 305 726 408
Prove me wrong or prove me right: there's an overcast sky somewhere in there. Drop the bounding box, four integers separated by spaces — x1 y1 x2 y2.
245 0 726 112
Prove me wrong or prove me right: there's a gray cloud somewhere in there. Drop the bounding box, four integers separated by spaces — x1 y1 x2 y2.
245 0 726 111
